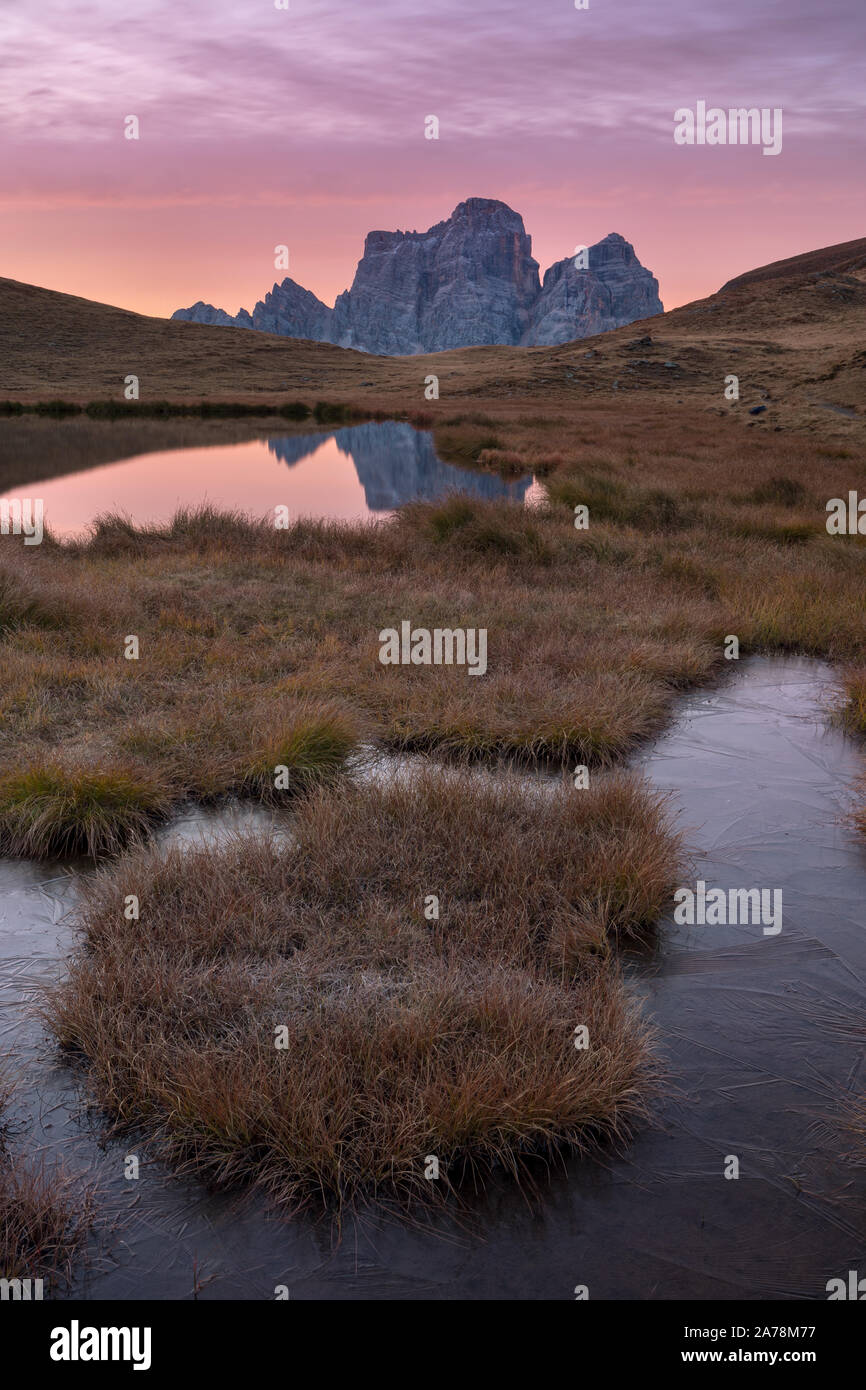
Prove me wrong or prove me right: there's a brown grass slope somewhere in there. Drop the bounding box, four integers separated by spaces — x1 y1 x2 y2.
720 236 866 291
0 275 393 401
1 234 864 439
482 235 866 434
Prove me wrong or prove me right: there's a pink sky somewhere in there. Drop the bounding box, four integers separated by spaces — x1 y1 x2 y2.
1 0 863 320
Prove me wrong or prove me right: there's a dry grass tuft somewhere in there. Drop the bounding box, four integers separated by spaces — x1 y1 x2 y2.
397 494 550 562
0 760 171 859
242 704 362 800
119 698 364 805
0 1057 93 1286
45 768 680 1212
840 668 866 737
0 1157 93 1285
433 423 503 467
0 566 76 634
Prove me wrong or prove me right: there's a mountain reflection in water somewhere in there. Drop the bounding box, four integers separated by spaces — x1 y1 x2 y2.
0 421 534 535
268 421 532 511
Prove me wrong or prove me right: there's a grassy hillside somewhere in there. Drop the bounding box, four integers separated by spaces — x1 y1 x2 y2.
1 235 864 440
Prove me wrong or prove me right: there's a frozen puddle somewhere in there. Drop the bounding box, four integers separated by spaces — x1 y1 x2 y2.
1 656 864 1299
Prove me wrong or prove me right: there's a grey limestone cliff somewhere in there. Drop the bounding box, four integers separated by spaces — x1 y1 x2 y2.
171 200 662 352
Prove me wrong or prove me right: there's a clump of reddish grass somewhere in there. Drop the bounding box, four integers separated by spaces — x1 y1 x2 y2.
839 668 866 737
0 565 77 634
433 423 503 467
0 701 362 858
396 493 551 561
0 1156 93 1286
44 768 680 1213
745 475 809 507
0 1055 93 1286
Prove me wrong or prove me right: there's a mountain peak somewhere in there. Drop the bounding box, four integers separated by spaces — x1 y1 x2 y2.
452 197 523 219
172 201 663 352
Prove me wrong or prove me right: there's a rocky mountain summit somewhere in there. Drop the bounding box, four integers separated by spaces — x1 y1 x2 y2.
330 199 542 353
172 198 662 353
526 234 665 345
174 301 253 329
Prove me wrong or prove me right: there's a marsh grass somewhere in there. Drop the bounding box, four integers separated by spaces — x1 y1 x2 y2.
0 567 74 634
0 704 363 856
0 405 863 849
840 668 866 737
746 475 809 507
399 494 551 561
0 1057 93 1285
84 399 316 420
728 514 819 546
118 698 363 801
546 474 690 531
433 422 504 467
476 447 528 477
241 705 362 800
10 396 864 1218
45 769 679 1212
0 761 171 858
0 1157 93 1285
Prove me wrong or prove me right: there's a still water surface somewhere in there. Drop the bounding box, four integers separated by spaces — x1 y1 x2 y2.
0 421 537 535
